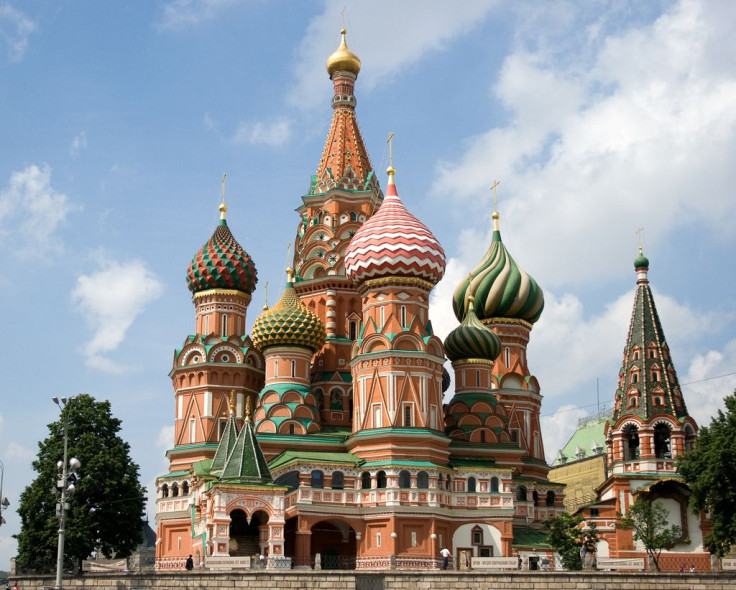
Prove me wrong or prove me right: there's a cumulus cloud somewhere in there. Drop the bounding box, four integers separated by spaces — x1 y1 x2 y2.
72 256 164 373
290 0 500 110
159 0 238 31
430 0 736 289
69 132 88 157
541 404 590 464
0 3 35 62
680 339 736 428
5 441 35 462
0 164 71 257
232 117 291 147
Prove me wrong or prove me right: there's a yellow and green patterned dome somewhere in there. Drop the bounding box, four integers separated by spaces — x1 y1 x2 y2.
453 210 544 325
251 269 326 353
444 296 501 362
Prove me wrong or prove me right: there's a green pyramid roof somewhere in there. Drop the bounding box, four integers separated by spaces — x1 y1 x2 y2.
216 415 272 484
551 412 609 466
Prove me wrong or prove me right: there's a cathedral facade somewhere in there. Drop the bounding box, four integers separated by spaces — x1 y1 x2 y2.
154 29 563 571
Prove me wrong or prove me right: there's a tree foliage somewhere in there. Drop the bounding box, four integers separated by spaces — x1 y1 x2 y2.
542 512 598 570
678 391 736 556
14 394 146 572
617 497 681 571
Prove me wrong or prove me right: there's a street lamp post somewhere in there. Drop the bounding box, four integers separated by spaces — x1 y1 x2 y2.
53 396 81 590
0 460 10 527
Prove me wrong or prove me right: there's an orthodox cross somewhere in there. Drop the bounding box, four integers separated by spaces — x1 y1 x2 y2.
490 180 500 212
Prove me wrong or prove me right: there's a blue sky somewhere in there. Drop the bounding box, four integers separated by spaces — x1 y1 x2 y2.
1 0 735 568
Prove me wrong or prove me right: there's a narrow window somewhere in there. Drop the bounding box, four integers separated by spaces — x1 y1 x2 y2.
411 532 417 547
505 347 510 367
221 314 228 336
379 306 385 326
361 471 372 490
310 470 324 489
291 360 296 378
399 470 411 489
162 484 169 498
332 471 344 490
376 533 382 548
376 471 387 489
288 423 295 435
349 320 357 340
182 481 189 496
480 430 486 443
274 359 279 376
172 483 179 497
400 305 407 328
476 370 481 387
471 526 483 546
373 404 382 428
517 485 527 501
404 404 412 427
490 477 499 493
417 471 429 489
189 417 196 443
546 491 555 506
204 315 209 334
468 477 477 493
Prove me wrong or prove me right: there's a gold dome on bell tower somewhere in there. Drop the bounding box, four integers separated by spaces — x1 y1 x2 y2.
326 28 361 77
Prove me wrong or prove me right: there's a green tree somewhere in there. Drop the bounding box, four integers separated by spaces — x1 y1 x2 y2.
678 391 736 557
542 512 598 570
14 394 146 572
617 497 681 571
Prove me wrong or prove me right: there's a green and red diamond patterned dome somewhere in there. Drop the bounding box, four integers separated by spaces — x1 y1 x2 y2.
187 217 257 295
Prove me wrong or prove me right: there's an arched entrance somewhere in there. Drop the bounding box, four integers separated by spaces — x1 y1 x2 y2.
228 509 269 557
311 519 357 570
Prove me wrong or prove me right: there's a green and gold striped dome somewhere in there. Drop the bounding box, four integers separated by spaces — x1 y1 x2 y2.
251 269 326 353
453 211 544 325
444 296 501 362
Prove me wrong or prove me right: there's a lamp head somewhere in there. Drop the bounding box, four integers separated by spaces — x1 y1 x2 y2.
69 457 81 471
52 396 59 405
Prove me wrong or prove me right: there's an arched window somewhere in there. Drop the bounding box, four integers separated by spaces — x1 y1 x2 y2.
468 477 477 493
654 423 672 459
399 470 411 489
516 485 527 502
161 483 169 498
289 423 295 435
490 477 499 493
546 491 556 507
182 481 189 496
349 320 357 341
623 424 640 460
331 471 344 490
330 389 342 409
172 483 179 497
445 476 451 491
310 470 324 489
417 471 429 489
376 471 387 489
274 470 300 492
361 471 372 490
532 491 539 506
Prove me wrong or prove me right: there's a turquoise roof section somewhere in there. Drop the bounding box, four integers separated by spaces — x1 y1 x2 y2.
551 411 610 466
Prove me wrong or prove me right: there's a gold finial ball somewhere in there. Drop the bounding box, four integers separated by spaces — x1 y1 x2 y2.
326 28 361 77
386 165 396 176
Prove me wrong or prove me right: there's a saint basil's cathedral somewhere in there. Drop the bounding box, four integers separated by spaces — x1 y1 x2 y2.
154 29 706 571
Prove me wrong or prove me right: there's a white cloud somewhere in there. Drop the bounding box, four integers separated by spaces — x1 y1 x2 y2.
430 0 736 290
0 164 71 257
0 3 35 63
290 0 500 110
72 256 164 373
233 117 291 147
680 339 736 428
5 441 34 462
69 132 88 157
159 0 238 31
541 404 589 463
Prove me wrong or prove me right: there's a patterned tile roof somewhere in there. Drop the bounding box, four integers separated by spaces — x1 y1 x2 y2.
344 169 446 286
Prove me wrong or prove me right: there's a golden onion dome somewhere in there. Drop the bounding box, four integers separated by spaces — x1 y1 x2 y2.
326 28 361 77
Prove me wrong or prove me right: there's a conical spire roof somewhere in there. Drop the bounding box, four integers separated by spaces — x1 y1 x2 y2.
311 28 375 195
453 210 543 324
612 250 689 422
218 398 272 484
210 392 239 475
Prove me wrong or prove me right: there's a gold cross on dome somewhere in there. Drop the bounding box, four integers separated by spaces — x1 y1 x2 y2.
490 180 500 212
387 132 395 168
636 227 645 251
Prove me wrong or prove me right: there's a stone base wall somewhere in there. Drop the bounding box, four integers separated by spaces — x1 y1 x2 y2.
9 571 736 590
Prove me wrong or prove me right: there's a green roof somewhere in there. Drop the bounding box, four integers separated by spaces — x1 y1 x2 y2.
552 413 609 466
269 450 361 471
361 460 442 468
512 526 552 549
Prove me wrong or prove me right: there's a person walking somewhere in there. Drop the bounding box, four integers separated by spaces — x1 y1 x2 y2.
440 546 451 570
185 554 194 571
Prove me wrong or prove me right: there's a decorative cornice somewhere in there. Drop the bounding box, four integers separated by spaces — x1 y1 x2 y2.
193 288 250 301
358 276 435 293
